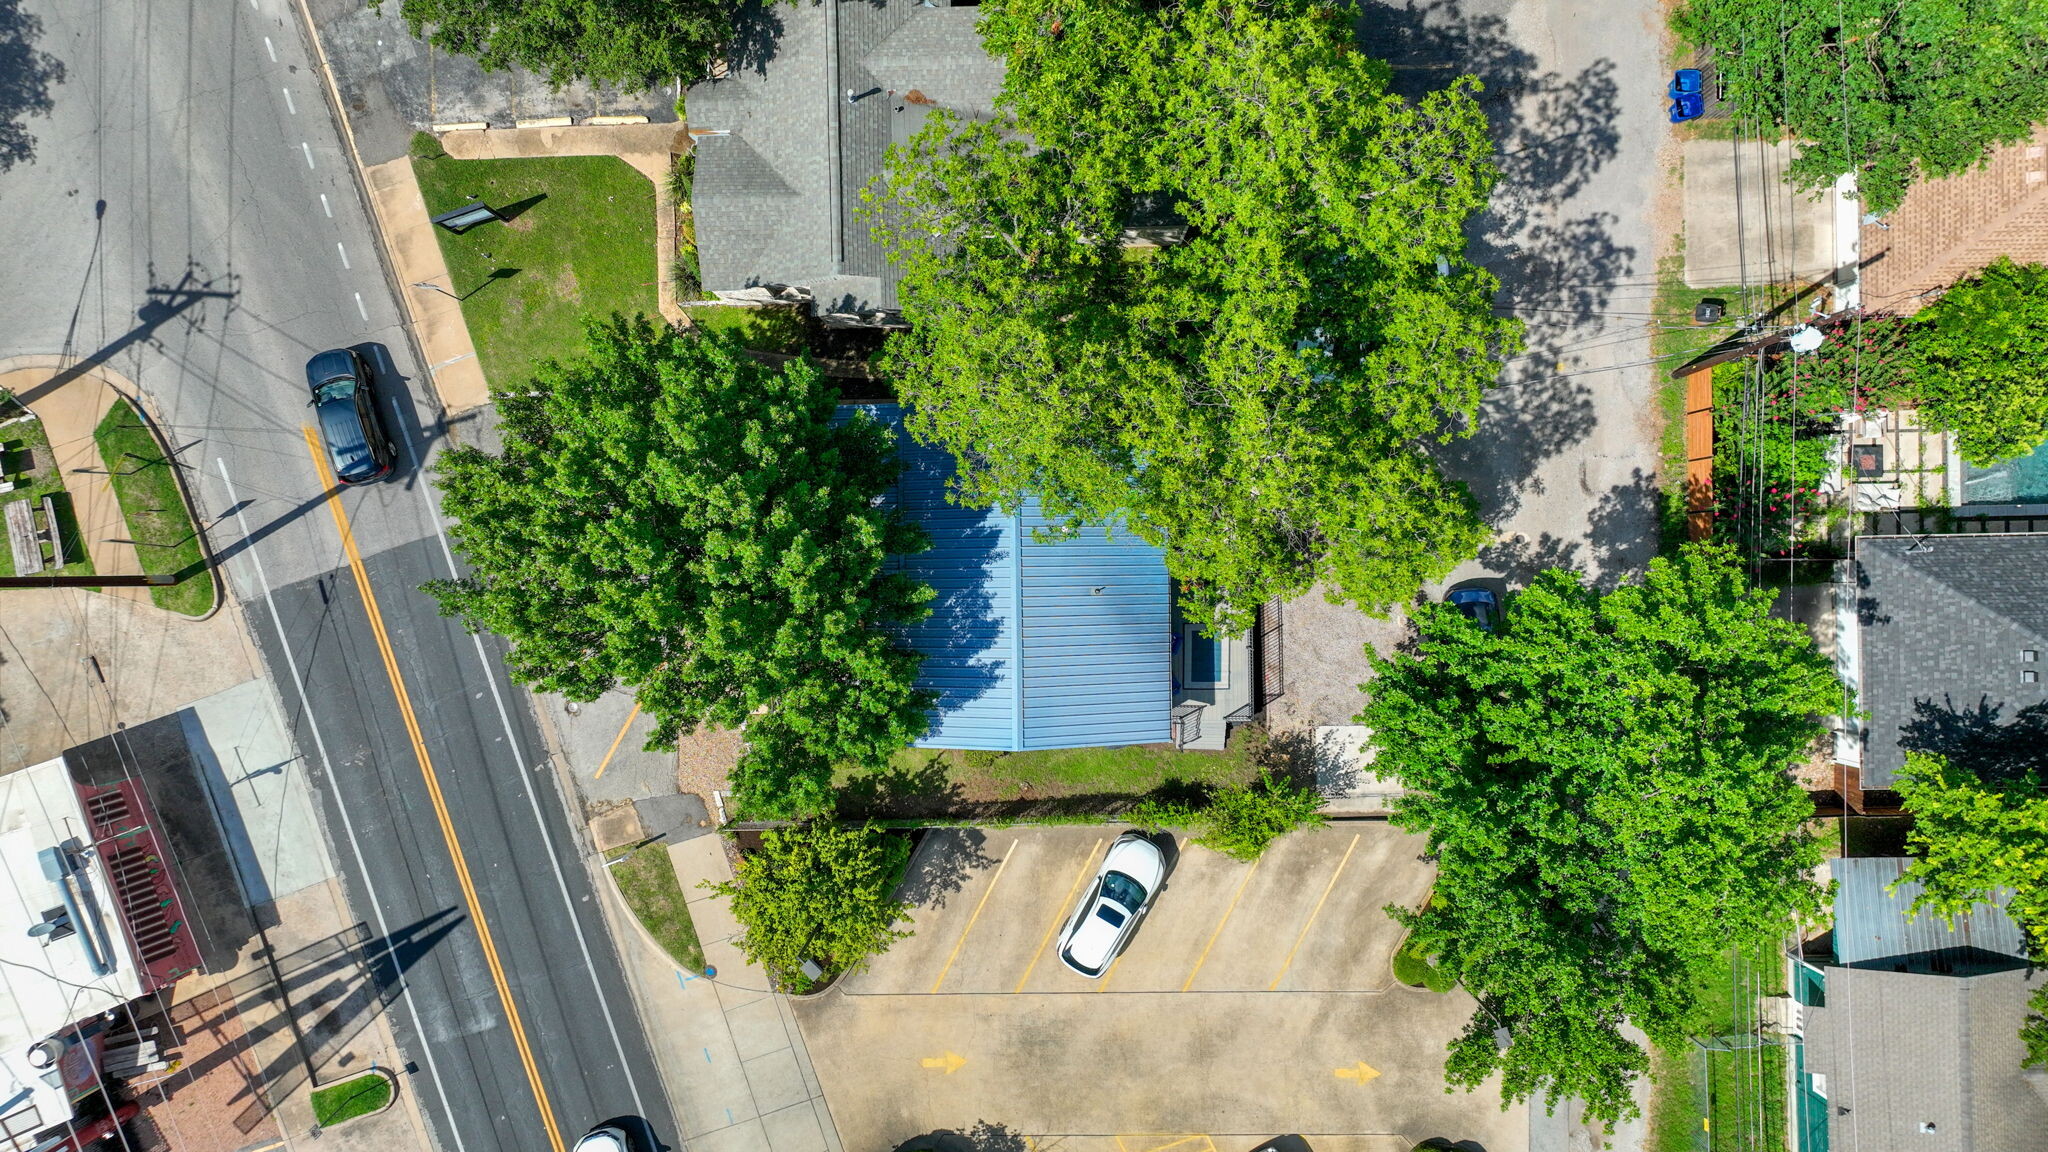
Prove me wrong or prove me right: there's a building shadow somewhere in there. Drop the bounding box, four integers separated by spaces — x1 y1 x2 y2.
1899 696 2048 785
0 0 64 174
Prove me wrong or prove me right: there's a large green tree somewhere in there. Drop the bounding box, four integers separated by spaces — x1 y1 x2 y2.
1673 0 2048 215
869 0 1520 635
1906 258 2048 465
429 316 932 815
385 0 730 90
1358 544 1840 1124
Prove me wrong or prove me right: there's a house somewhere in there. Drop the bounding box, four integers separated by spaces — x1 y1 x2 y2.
685 0 1004 324
846 404 1262 751
0 756 201 1150
1789 857 2047 1152
1842 532 2048 809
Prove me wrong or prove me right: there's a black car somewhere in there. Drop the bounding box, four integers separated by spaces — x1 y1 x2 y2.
305 348 394 484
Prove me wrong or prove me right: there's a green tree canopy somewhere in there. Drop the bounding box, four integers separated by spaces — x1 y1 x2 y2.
1895 747 2048 1069
706 822 913 990
385 0 730 90
1906 258 2048 465
868 0 1520 635
1358 544 1840 1124
1673 0 2048 215
428 316 933 815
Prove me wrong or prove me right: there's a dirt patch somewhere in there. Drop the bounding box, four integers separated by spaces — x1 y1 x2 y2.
553 266 580 300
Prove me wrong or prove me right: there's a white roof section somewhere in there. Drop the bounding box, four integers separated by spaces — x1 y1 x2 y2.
0 758 144 1138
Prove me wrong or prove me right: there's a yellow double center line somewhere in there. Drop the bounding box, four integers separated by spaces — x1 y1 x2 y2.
303 429 565 1152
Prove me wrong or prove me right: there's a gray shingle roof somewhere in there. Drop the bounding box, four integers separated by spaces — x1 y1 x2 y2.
1854 534 2048 788
687 0 1001 313
1802 967 2048 1152
1832 857 2029 970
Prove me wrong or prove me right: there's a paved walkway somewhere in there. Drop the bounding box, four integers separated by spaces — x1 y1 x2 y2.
600 832 842 1152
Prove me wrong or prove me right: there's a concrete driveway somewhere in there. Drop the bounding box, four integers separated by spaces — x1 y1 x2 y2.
793 826 1523 1152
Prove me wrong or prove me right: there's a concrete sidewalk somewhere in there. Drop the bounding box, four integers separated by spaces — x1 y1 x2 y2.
598 831 842 1152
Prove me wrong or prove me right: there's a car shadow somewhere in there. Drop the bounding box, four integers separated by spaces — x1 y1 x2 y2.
349 341 452 495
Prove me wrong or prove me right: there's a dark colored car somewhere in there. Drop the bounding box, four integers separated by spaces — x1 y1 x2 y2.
305 348 394 484
1448 587 1499 632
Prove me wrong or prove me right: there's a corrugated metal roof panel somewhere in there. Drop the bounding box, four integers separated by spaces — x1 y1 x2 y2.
1832 856 2030 967
838 405 1170 750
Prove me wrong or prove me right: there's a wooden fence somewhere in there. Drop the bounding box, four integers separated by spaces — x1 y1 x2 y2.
1684 368 1715 540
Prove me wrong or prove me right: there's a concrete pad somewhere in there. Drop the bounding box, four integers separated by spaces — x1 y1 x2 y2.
591 805 646 852
745 1048 813 1114
1265 831 1432 994
1683 139 1838 289
692 1118 773 1152
794 987 1520 1152
725 994 793 1062
759 1101 831 1152
1086 842 1250 995
637 792 713 842
180 679 335 903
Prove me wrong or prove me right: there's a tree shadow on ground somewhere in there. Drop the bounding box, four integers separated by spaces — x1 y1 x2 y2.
723 0 791 79
0 0 62 175
892 827 995 909
1587 467 1662 583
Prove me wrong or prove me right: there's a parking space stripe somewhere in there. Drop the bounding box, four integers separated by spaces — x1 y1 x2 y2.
1015 839 1103 993
1179 856 1263 992
1266 832 1363 990
929 838 1018 993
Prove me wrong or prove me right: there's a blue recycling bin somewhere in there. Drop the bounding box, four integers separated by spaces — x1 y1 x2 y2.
1670 91 1706 123
1670 68 1704 96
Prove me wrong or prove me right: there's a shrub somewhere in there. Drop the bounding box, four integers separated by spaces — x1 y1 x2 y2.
671 249 701 301
1392 932 1456 993
1908 257 2048 465
705 822 913 990
1131 769 1325 861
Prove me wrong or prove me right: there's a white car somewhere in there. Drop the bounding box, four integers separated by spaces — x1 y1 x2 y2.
574 1127 633 1152
1058 833 1167 977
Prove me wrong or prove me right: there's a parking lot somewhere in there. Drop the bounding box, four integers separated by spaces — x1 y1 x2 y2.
792 826 1526 1152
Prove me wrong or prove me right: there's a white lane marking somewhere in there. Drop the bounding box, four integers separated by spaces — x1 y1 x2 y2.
388 398 657 1120
355 292 369 322
213 458 471 1152
336 242 350 269
283 88 296 115
264 35 276 62
320 194 333 218
301 141 315 169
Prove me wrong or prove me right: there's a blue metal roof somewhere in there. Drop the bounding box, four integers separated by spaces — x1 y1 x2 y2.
1832 857 2029 968
839 404 1171 750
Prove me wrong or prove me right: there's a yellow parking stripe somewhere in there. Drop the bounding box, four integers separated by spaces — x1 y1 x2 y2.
1267 833 1363 990
929 838 1018 993
303 429 565 1152
1016 839 1104 993
1180 855 1262 992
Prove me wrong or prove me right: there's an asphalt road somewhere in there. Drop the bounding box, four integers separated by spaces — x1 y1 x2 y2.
1 2 676 1150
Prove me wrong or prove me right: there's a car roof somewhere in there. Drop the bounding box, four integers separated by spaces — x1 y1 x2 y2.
1064 899 1128 972
305 348 356 388
317 396 376 479
573 1130 629 1152
1102 835 1165 888
1448 587 1497 604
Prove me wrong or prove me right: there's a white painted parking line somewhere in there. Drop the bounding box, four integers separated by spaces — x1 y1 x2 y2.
264 35 276 62
355 292 368 322
336 242 350 269
301 141 315 169
282 88 296 115
320 193 332 218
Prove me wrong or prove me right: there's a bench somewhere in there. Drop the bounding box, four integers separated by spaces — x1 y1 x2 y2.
4 496 67 574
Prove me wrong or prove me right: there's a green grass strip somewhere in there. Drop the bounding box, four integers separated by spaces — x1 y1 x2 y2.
94 399 213 615
611 842 707 972
311 1071 392 1127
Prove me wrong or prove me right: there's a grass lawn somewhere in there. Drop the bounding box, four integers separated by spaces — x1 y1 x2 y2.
683 304 809 354
94 399 212 615
1647 941 1790 1152
0 399 93 578
610 842 707 972
412 154 657 388
835 741 1262 820
311 1071 392 1127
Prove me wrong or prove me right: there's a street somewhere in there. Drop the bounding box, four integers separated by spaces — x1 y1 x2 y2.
0 2 676 1151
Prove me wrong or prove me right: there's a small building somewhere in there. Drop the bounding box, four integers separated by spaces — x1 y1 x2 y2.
0 755 200 1150
1843 532 2048 810
1792 858 2046 1152
849 404 1173 750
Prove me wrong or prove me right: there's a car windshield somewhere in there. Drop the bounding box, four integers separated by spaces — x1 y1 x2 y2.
1099 870 1147 911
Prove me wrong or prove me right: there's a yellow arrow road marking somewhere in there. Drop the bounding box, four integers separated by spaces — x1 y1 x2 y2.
1335 1061 1381 1083
920 1051 967 1075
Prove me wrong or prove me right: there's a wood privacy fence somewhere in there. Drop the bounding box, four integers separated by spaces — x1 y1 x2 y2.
1684 368 1715 540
